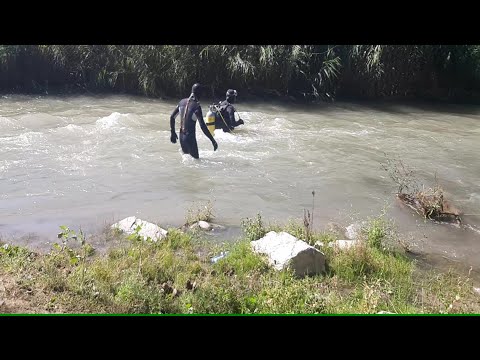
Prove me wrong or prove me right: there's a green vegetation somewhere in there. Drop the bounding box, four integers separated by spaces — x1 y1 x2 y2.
2 45 480 103
0 211 478 314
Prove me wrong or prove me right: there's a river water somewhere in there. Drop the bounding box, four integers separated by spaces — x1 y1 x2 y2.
1 94 479 277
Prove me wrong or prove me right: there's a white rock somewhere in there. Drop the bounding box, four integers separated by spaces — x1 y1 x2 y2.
377 311 395 314
345 222 366 240
189 221 225 231
315 240 360 250
473 287 480 296
198 221 211 230
333 239 360 250
112 216 167 242
251 231 325 276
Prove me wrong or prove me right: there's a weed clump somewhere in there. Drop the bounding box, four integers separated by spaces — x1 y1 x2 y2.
382 154 461 223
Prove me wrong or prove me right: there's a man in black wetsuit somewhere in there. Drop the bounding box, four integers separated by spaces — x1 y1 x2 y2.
215 89 245 132
170 83 218 159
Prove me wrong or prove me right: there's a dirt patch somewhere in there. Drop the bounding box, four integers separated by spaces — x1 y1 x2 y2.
0 274 47 313
0 272 106 314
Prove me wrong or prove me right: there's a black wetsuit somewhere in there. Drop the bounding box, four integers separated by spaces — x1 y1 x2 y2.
215 100 244 132
170 95 215 159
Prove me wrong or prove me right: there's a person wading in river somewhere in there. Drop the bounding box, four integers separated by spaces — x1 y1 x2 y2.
169 83 218 159
215 89 245 132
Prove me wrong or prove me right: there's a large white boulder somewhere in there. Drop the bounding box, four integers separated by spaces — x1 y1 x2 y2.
112 216 167 242
251 231 325 276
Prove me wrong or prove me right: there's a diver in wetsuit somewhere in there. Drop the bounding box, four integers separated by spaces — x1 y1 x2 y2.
215 89 245 132
170 83 218 159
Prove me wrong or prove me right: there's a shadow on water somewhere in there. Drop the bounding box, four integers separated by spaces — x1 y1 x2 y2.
331 98 480 117
409 250 480 287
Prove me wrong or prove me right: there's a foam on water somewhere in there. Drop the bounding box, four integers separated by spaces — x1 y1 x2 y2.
95 112 125 128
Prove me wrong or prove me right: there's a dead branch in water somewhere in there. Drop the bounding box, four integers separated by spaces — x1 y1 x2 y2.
382 154 462 224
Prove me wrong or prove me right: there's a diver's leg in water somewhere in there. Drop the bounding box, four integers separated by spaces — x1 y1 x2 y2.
188 135 199 159
179 132 190 154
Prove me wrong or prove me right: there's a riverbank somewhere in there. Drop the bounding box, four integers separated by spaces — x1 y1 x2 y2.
1 212 479 314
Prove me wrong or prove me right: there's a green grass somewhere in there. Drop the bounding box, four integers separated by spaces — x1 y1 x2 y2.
1 216 479 314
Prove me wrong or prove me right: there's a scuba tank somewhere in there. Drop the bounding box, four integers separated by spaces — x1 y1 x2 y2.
206 105 216 136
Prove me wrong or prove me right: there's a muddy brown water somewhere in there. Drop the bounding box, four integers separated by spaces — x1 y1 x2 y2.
1 94 479 281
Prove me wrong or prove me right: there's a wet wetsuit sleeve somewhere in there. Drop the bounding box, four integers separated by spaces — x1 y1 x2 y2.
226 105 236 129
170 105 179 132
196 107 215 142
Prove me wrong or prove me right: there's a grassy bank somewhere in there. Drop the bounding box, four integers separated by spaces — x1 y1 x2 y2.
0 212 478 314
